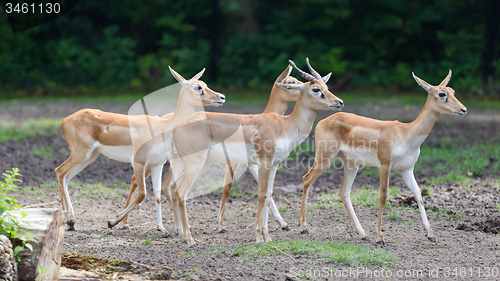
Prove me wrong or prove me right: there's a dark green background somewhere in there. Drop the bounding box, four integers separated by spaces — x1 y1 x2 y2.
0 0 498 98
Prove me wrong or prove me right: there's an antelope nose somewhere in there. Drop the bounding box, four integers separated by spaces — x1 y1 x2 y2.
338 99 344 107
461 107 467 114
220 95 225 100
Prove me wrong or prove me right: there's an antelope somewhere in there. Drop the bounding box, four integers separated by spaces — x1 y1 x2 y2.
109 66 303 236
299 70 467 244
169 59 344 247
217 65 303 233
55 67 225 236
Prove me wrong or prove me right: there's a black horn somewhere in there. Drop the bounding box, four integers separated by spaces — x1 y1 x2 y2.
288 59 316 83
306 57 321 79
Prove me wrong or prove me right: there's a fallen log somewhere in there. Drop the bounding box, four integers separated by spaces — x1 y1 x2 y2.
6 208 68 281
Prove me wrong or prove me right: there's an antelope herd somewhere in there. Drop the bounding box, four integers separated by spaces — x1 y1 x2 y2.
56 58 467 247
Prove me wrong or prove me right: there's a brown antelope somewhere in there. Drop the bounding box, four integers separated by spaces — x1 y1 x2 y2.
217 65 303 233
169 59 344 247
112 66 303 237
55 67 225 236
300 70 467 244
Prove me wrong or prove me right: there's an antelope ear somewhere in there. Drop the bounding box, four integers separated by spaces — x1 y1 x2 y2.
169 66 187 84
191 68 206 81
439 70 452 87
277 82 304 91
412 72 432 92
275 65 293 84
322 72 332 83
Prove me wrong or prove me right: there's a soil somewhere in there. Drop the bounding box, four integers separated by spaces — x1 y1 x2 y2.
1 98 500 280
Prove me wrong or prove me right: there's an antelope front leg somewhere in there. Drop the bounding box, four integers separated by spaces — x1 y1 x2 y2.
122 165 152 229
247 164 288 230
376 164 391 245
108 162 147 228
300 152 336 233
338 162 368 241
255 163 271 243
217 164 239 233
399 168 435 242
261 165 278 243
151 164 171 238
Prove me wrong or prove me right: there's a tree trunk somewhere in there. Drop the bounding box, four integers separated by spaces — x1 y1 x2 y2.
7 209 68 281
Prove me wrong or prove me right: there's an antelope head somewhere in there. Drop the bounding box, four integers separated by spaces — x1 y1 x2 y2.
412 70 467 116
169 66 226 107
277 58 344 111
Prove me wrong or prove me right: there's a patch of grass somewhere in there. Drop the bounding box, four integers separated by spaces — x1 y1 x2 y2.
388 187 398 197
421 187 431 196
213 240 396 267
141 238 151 245
30 146 54 159
389 211 401 221
184 267 201 276
278 206 289 212
311 192 342 210
405 221 417 229
497 203 500 211
102 236 112 242
0 118 62 142
417 143 500 182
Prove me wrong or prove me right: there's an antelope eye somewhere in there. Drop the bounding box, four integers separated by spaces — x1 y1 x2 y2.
438 92 446 97
312 88 321 93
287 80 296 84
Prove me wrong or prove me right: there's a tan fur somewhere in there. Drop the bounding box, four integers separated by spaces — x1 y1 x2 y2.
169 60 343 246
55 67 224 233
300 70 467 244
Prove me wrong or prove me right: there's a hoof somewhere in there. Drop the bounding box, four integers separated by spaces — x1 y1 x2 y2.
107 221 113 229
188 244 197 248
281 226 290 231
219 229 227 233
67 219 76 231
361 236 370 242
428 236 436 243
120 226 129 230
163 233 173 238
376 240 385 245
300 230 309 234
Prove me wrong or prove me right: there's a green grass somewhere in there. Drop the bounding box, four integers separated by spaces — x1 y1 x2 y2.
312 187 399 211
19 180 129 199
416 143 500 182
212 240 396 267
30 146 54 159
389 211 401 221
141 238 151 245
184 267 201 276
497 203 500 211
0 118 62 142
405 221 417 229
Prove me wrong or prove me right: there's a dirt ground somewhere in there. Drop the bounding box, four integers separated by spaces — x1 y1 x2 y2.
2 97 500 280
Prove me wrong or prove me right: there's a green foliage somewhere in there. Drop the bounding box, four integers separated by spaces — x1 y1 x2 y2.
416 143 500 183
0 168 34 261
0 119 61 142
1 0 498 98
213 240 396 267
141 238 151 245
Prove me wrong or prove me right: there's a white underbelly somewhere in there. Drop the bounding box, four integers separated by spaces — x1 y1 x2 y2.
206 143 258 165
340 146 380 167
97 145 134 163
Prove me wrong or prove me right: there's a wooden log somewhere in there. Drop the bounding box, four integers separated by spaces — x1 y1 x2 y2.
6 208 68 281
